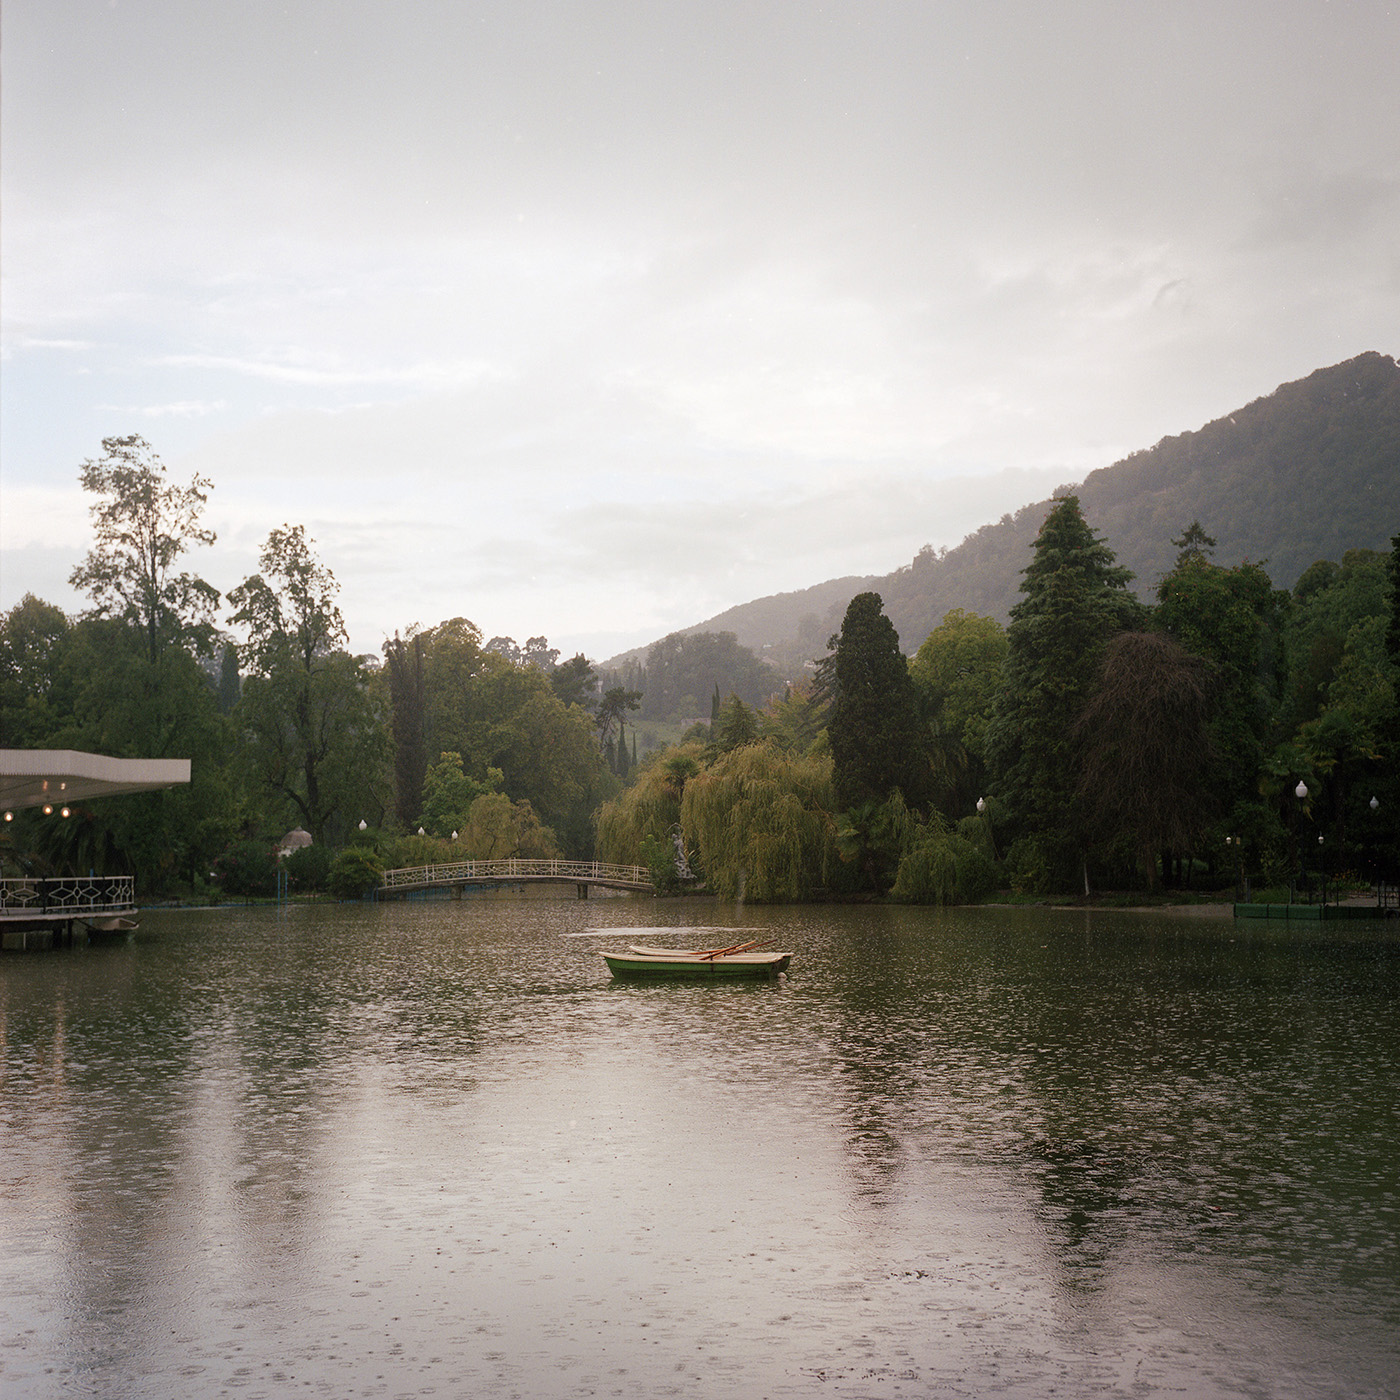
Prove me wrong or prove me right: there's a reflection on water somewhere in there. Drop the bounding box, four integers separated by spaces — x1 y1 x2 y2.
2 898 1397 1397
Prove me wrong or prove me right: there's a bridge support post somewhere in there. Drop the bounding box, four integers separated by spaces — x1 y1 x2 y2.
577 883 589 900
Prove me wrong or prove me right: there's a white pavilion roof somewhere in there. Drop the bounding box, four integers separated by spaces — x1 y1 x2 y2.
0 750 191 811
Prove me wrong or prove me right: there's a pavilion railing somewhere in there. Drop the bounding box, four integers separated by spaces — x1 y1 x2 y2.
0 875 137 917
382 858 650 890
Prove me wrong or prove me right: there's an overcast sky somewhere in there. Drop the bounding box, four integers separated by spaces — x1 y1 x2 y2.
3 1 1398 660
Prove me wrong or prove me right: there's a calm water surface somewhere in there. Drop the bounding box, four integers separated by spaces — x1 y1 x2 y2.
1 897 1397 1398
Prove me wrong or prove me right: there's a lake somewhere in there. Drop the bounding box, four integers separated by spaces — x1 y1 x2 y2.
2 896 1397 1398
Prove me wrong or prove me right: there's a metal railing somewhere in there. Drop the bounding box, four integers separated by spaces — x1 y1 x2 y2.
382 858 651 891
0 875 137 918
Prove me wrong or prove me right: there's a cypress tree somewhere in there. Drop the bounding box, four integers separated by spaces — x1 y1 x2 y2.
615 719 630 778
217 643 242 714
828 592 931 811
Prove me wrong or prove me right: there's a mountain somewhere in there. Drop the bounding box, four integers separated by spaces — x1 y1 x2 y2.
607 352 1400 668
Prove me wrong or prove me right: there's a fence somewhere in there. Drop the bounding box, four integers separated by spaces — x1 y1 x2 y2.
0 875 137 918
381 858 650 891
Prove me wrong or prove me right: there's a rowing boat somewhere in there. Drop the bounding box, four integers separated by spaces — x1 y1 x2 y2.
601 946 791 978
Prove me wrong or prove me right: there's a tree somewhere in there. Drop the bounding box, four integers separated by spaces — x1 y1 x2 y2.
712 695 759 754
459 791 559 860
985 496 1142 849
640 630 778 720
909 609 1008 816
28 614 236 891
595 743 704 868
383 629 428 825
68 435 220 664
681 746 839 901
1155 553 1284 811
595 686 642 752
229 527 389 841
759 682 825 755
1074 631 1217 887
891 809 998 905
828 592 931 811
416 751 500 837
1171 519 1218 566
216 644 241 715
419 617 486 759
1281 547 1397 857
550 654 597 710
228 524 346 673
403 622 613 857
0 595 72 747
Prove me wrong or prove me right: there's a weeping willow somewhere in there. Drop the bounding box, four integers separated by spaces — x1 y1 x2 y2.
890 815 997 905
594 743 704 865
681 746 838 901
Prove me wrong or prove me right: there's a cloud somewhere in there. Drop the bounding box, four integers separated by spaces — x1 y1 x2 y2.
95 399 230 418
152 352 502 393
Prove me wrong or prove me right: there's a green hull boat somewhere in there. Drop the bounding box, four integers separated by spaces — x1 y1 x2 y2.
601 945 791 978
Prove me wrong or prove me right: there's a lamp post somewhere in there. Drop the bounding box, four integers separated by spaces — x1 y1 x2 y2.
1292 780 1309 903
1367 797 1387 907
1317 834 1327 907
1226 835 1246 901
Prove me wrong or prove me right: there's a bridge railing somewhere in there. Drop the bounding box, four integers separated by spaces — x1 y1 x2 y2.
0 875 136 918
381 858 651 890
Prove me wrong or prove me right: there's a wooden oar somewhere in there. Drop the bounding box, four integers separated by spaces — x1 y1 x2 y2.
695 938 758 957
699 939 770 960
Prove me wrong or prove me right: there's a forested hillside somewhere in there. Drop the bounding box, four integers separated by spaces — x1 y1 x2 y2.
623 352 1400 662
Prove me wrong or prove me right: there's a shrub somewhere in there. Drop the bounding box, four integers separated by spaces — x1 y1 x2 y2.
214 840 279 898
285 842 333 893
328 847 385 899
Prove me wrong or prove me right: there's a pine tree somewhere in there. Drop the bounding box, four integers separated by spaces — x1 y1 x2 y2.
828 592 931 811
1171 519 1218 566
985 496 1142 843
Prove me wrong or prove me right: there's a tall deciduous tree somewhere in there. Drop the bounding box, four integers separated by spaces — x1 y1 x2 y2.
228 524 346 673
1155 552 1284 810
909 609 1008 817
0 595 72 747
985 495 1142 846
383 629 428 825
229 527 388 841
1074 631 1217 887
828 592 931 811
69 435 220 664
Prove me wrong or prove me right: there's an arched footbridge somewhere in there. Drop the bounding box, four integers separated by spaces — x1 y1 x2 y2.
381 858 653 900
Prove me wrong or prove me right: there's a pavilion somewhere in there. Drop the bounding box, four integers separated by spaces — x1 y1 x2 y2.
1 749 190 949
